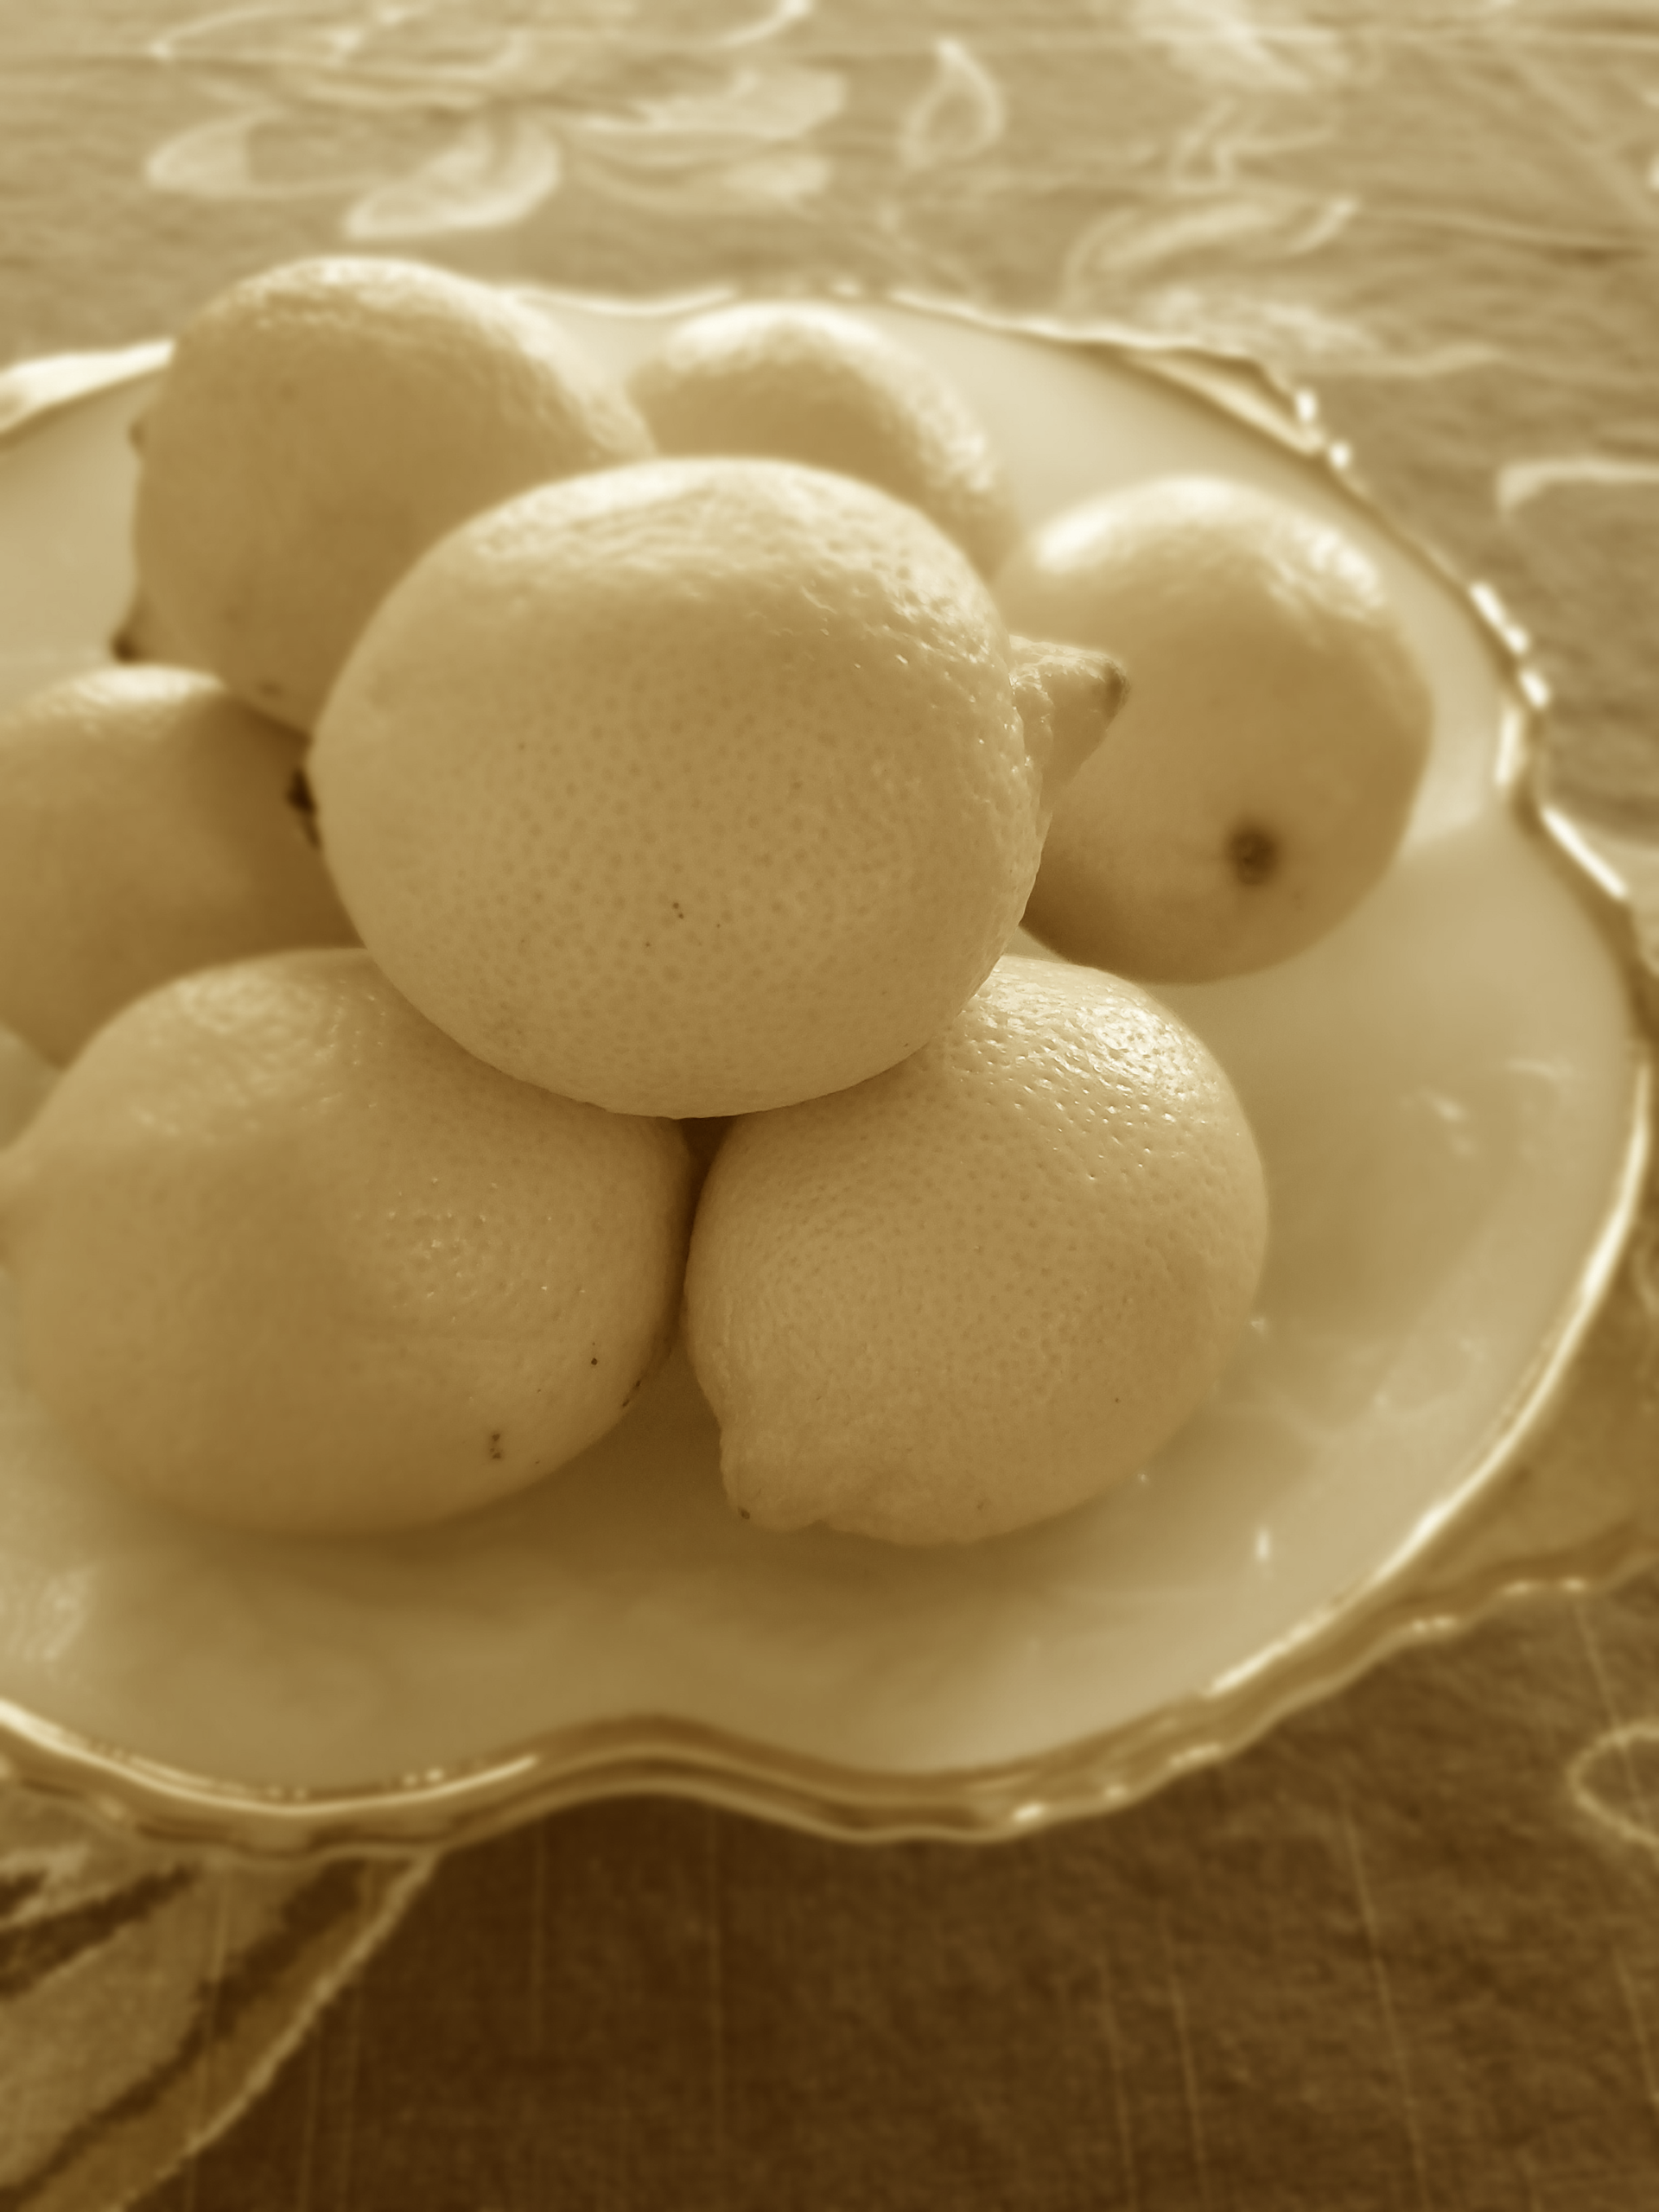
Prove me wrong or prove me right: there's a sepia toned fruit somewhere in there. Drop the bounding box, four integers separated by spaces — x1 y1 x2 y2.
0 665 354 1065
628 301 1020 576
996 475 1433 982
684 955 1268 1545
311 458 1122 1120
0 950 695 1533
132 256 654 730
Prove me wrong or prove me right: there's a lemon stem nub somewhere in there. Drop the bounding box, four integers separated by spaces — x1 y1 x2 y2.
1009 637 1126 813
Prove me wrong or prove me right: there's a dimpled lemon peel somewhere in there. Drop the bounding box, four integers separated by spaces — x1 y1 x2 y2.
310 458 1125 1122
132 257 654 731
0 665 354 1066
683 956 1268 1546
0 950 695 1535
996 475 1433 983
627 300 1021 578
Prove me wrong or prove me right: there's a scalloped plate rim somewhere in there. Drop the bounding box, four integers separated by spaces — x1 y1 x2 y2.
0 296 1653 1861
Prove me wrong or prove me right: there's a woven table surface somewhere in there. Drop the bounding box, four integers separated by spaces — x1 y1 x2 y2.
3 4 1659 2205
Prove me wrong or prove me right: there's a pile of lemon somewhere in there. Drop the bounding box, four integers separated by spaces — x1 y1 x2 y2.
0 260 1432 1545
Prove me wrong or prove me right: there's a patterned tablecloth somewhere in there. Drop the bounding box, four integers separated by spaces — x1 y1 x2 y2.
5 3 1659 2205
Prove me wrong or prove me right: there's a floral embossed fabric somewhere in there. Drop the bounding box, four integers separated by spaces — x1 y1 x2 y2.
2 0 1659 2202
0 1793 425 2209
3 0 1657 834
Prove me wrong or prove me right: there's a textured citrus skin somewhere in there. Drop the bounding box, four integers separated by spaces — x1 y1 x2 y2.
628 302 1020 577
132 257 653 731
684 956 1268 1545
996 476 1433 982
312 459 1077 1121
0 666 354 1065
0 950 694 1533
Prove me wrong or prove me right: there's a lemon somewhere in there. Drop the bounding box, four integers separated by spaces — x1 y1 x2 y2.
0 950 694 1533
311 458 1122 1121
995 476 1433 982
111 585 207 671
0 666 354 1065
683 955 1267 1545
628 302 1020 576
132 257 653 731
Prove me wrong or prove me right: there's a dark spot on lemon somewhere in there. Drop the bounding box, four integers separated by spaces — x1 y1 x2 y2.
1228 823 1279 886
286 766 321 847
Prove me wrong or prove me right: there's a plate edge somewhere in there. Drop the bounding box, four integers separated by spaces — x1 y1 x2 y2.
0 310 1653 1858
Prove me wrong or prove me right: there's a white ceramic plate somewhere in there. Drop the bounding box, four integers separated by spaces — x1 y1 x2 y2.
0 299 1649 1857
